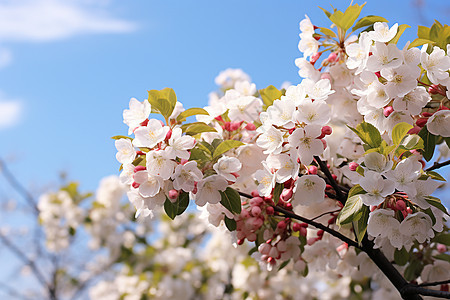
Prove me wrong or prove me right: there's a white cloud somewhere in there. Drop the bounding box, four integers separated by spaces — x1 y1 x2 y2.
0 0 137 42
0 99 22 130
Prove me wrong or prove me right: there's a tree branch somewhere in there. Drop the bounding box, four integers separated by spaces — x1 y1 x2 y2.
314 156 346 203
401 285 450 299
0 159 39 213
425 159 450 172
419 279 450 287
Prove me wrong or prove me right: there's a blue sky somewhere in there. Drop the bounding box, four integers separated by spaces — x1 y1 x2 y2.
0 0 449 193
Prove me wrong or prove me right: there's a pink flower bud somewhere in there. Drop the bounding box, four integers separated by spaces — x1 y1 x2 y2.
247 232 257 242
349 162 358 171
251 206 262 217
258 243 271 255
224 122 231 131
310 52 322 64
245 122 256 131
250 197 264 206
416 118 428 128
321 125 332 136
266 206 274 215
230 122 241 131
407 126 421 134
215 115 224 122
134 165 146 173
395 200 406 211
165 129 172 140
383 106 394 117
308 165 318 175
168 189 179 200
280 188 293 202
437 243 447 253
268 246 279 258
327 52 338 63
292 223 301 232
251 190 260 197
422 112 433 117
277 221 287 231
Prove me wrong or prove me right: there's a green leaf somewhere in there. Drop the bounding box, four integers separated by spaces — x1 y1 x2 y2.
330 3 365 32
348 122 382 148
337 195 364 226
348 184 367 199
111 135 133 141
181 122 217 135
404 260 424 281
176 107 209 122
273 183 284 206
424 196 449 216
409 38 435 48
400 134 424 150
259 85 282 107
278 260 290 271
224 216 237 231
418 126 436 162
394 247 409 266
392 122 413 145
426 171 446 181
434 233 450 246
352 15 388 32
433 253 450 263
318 6 332 18
220 187 242 214
148 88 177 119
163 192 189 220
389 24 411 44
353 204 370 245
212 140 245 159
319 27 336 38
417 25 430 39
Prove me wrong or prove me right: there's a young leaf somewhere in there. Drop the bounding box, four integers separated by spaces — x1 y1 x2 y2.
163 192 190 220
318 6 332 18
224 216 237 231
176 107 209 122
336 195 364 226
148 88 177 119
426 171 446 181
394 247 409 266
319 27 336 38
418 126 436 162
213 140 245 158
404 260 424 281
181 122 217 135
353 204 369 244
433 253 450 263
424 196 449 216
111 135 133 141
433 233 450 246
348 122 382 148
347 184 367 199
220 187 242 214
409 38 435 48
392 122 413 145
389 24 411 44
273 183 284 206
259 85 282 107
352 15 388 32
330 3 365 32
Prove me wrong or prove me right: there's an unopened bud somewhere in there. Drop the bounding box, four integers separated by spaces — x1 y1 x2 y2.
395 200 406 211
277 221 287 231
165 129 172 140
168 189 179 200
230 122 241 131
383 106 394 117
292 222 301 232
281 188 293 202
266 206 275 215
321 125 332 135
224 122 231 131
407 126 421 134
310 52 322 64
349 162 358 171
422 112 433 117
134 165 146 173
416 118 428 128
245 122 256 131
308 165 318 175
251 190 260 197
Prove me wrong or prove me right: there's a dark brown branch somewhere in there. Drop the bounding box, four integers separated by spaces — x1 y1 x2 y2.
237 191 360 249
310 209 341 221
419 279 450 287
401 285 450 299
425 159 450 172
314 156 346 203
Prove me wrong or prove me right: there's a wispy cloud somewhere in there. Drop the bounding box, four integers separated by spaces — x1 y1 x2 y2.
0 0 137 42
0 98 22 130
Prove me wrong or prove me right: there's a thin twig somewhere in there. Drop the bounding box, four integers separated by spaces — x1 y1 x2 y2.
425 159 450 172
419 279 450 287
314 156 346 203
0 159 39 213
310 209 341 221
